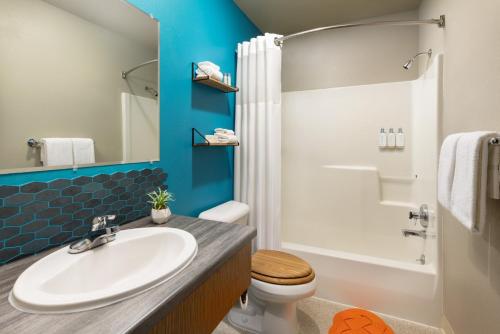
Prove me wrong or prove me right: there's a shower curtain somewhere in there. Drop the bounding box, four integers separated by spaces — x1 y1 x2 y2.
234 33 282 250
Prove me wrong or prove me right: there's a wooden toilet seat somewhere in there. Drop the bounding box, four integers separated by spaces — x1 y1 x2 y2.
251 250 315 285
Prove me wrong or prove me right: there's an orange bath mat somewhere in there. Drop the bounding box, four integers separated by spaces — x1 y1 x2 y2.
329 308 394 334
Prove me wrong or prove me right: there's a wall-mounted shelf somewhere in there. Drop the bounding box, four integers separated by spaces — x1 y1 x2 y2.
192 63 239 93
192 128 239 147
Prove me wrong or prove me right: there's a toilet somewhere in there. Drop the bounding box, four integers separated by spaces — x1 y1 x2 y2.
199 201 317 334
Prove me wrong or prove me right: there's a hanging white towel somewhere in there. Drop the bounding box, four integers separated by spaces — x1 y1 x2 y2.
72 138 95 165
40 138 74 167
450 131 496 233
438 133 462 209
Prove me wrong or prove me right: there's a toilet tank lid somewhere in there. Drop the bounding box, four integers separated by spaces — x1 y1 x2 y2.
198 201 249 223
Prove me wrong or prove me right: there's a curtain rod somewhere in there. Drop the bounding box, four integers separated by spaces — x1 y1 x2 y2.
122 59 158 79
274 15 445 46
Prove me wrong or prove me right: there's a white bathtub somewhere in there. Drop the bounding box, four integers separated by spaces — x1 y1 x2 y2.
282 241 441 326
281 56 443 327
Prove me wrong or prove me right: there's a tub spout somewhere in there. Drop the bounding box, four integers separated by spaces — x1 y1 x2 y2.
402 229 427 239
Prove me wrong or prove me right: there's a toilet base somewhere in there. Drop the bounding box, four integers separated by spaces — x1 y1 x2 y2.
226 292 299 334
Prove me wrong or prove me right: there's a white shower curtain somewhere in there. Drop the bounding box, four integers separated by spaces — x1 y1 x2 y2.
234 33 282 250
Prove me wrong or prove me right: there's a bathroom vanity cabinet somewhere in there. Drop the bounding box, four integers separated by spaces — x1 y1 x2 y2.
0 216 256 334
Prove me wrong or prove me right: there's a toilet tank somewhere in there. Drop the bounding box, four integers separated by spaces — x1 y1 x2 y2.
198 201 250 225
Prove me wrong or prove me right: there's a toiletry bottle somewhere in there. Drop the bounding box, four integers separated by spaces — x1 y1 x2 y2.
396 128 405 148
378 128 387 148
387 128 396 148
227 73 232 86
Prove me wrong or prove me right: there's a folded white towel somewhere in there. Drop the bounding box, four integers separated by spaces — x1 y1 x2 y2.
215 133 239 144
198 61 220 71
72 138 95 165
41 138 74 167
438 133 462 209
215 128 235 135
450 131 496 233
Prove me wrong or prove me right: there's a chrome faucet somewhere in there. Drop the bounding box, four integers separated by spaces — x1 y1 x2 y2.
68 215 119 254
409 204 429 228
401 229 427 239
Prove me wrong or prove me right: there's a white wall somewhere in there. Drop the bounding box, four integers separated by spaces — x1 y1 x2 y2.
419 1 500 333
282 11 420 92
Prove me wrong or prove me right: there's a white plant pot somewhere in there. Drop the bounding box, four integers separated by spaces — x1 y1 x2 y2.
151 207 171 224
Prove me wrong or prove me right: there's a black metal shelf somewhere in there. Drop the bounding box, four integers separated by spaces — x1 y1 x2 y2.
192 63 239 93
192 128 239 147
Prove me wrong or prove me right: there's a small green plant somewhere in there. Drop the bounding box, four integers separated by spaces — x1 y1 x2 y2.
147 188 174 210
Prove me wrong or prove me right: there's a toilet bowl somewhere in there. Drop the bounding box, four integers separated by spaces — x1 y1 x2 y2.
199 201 316 334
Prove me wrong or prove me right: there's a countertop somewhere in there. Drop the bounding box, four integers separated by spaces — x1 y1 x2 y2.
0 215 256 334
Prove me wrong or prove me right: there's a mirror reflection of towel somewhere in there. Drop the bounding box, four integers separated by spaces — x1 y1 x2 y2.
72 138 95 165
40 138 73 167
40 138 95 167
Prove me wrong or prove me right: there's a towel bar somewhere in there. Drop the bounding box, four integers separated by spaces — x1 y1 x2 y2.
27 138 42 148
489 137 500 199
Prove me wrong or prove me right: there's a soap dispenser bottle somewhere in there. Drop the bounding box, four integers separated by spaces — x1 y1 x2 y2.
387 128 396 148
396 128 405 148
378 128 387 148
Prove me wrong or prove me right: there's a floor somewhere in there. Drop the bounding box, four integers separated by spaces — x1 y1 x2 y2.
213 297 441 334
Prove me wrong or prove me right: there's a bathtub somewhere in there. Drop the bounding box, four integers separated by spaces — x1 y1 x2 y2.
281 56 443 327
281 241 441 326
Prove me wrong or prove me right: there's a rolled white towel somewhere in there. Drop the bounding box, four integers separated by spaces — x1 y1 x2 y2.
198 61 220 71
196 67 223 82
215 128 235 135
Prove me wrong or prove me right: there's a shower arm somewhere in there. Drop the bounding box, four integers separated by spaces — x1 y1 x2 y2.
410 50 433 62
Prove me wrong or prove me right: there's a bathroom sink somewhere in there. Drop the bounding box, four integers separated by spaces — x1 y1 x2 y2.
9 227 197 314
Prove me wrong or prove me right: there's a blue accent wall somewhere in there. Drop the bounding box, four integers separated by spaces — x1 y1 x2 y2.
0 0 260 217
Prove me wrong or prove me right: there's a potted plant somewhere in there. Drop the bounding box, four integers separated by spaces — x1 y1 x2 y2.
147 188 174 224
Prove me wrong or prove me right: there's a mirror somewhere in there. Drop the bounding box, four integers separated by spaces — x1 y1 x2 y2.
0 0 159 173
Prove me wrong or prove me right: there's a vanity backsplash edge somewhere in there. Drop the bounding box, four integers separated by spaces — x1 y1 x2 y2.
0 168 167 265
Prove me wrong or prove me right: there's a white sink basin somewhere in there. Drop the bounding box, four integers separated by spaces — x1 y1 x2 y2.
9 227 197 314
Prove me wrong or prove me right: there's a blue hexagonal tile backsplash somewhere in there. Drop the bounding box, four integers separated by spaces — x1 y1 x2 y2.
0 168 167 265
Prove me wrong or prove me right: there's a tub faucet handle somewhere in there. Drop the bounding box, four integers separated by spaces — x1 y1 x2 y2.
408 204 429 228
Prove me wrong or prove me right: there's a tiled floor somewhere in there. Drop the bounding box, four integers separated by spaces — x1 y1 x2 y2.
213 297 441 334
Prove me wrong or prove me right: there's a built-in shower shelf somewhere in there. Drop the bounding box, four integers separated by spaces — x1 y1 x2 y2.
191 128 239 147
191 63 239 93
380 201 416 209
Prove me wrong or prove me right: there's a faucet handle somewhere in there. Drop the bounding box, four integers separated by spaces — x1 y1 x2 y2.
107 225 120 234
91 215 116 231
408 204 429 228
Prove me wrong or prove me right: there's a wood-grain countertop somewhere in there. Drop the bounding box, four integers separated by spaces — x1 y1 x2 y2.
0 215 256 334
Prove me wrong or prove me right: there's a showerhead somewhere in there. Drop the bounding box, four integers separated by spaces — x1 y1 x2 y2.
403 59 413 70
403 49 432 70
